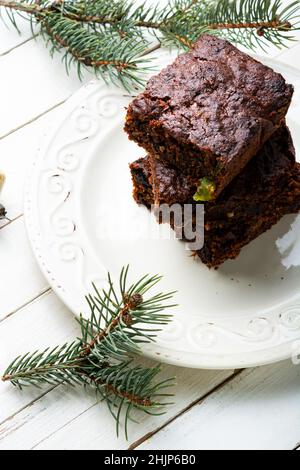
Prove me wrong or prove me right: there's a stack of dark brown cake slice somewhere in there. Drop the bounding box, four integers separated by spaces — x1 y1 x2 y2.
125 34 300 268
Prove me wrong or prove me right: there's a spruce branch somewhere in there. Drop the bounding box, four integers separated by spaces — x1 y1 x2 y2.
0 0 299 88
1 266 176 438
40 13 151 87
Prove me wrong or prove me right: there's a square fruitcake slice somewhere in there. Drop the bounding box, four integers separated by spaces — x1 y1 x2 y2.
149 124 296 207
125 34 293 201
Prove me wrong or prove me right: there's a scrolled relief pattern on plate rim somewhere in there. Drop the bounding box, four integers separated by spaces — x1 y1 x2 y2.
45 87 127 267
279 305 300 331
158 307 300 351
159 317 275 350
26 84 127 300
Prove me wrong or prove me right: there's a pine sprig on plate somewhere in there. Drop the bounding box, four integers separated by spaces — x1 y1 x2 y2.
0 0 299 90
1 266 177 438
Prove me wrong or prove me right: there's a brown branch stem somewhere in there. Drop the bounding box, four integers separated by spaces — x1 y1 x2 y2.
2 363 152 407
0 0 43 16
2 360 153 407
172 34 193 48
2 355 152 408
2 374 11 381
0 0 292 33
208 19 292 30
104 383 152 407
42 20 132 70
82 302 133 356
1 362 83 382
81 373 152 407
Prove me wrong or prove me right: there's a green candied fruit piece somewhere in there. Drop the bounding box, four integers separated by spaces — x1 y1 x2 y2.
193 178 216 202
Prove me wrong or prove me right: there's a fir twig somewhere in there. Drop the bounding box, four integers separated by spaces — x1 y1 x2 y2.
0 0 299 89
1 266 177 438
40 15 151 88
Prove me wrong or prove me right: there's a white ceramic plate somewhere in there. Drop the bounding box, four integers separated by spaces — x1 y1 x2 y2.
25 56 300 369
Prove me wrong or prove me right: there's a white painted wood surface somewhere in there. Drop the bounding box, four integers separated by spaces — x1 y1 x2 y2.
0 1 300 450
139 362 300 450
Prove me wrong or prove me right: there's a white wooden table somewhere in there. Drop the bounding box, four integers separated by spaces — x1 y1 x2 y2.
1 5 300 451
